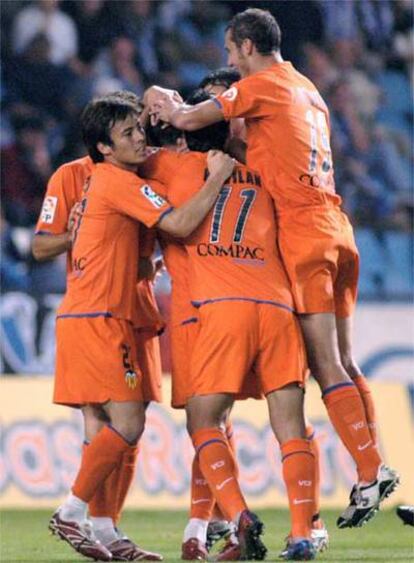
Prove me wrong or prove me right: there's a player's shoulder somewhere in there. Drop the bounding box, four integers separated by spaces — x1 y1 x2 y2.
54 155 94 178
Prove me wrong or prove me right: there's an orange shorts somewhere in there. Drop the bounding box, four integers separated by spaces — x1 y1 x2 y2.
134 328 162 403
170 319 198 408
54 316 144 406
189 301 306 397
170 317 263 408
278 206 359 318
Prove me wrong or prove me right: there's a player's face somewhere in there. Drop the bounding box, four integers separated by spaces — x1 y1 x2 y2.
106 114 147 170
224 30 249 77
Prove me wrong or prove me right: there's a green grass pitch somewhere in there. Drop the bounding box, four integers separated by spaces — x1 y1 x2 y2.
1 508 413 562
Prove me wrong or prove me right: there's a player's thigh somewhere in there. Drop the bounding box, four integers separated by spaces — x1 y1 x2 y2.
55 317 144 406
334 223 359 319
256 304 307 394
190 302 258 396
170 320 199 408
134 329 163 403
278 208 341 314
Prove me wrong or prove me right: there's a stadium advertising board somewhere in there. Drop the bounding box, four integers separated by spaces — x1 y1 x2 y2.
0 379 413 509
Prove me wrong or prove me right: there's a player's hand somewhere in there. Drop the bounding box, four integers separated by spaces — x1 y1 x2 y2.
67 202 82 237
144 85 183 105
207 150 236 180
150 96 182 125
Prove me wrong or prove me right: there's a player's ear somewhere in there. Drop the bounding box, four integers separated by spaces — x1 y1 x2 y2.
97 142 112 158
241 38 254 56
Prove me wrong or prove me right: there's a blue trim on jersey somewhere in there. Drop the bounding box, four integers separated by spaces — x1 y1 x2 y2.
157 206 174 222
197 438 226 455
191 296 294 313
181 317 198 326
213 97 224 110
56 312 113 320
322 381 355 398
35 230 57 235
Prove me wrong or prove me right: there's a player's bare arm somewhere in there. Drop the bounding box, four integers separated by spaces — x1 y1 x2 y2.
32 232 72 261
157 150 235 238
32 202 81 261
145 86 223 131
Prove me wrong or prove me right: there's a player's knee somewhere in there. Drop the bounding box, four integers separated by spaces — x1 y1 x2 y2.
340 355 361 378
111 412 146 444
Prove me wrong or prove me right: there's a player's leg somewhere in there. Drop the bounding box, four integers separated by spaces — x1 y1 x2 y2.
305 421 329 553
300 312 384 497
50 317 157 560
332 246 399 528
84 399 162 561
206 412 238 553
170 321 217 560
188 394 266 561
258 305 316 560
51 399 143 562
188 303 268 560
336 315 377 445
267 384 317 562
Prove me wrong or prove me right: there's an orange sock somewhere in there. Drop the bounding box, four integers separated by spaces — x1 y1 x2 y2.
192 427 247 522
323 383 381 483
281 439 315 539
190 454 215 520
113 444 138 525
87 443 138 524
306 425 321 522
225 420 239 479
352 375 377 445
73 426 130 503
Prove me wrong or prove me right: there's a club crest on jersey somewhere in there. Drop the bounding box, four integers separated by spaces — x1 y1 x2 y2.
125 369 138 389
40 196 58 224
140 184 165 208
221 87 238 101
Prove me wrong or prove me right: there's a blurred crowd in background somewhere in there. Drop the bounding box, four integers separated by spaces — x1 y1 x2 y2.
1 0 413 299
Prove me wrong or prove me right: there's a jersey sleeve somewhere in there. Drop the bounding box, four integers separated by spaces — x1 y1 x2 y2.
35 166 77 235
215 75 273 120
106 174 173 228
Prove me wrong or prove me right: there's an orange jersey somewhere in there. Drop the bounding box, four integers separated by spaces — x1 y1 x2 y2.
141 149 294 310
140 151 195 326
35 156 94 273
215 62 342 211
58 162 172 321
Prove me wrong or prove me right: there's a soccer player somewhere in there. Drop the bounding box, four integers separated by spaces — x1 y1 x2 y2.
197 67 329 554
142 89 318 562
33 93 164 561
46 95 235 561
148 8 399 530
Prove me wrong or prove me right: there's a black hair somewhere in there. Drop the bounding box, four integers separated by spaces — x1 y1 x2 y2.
80 97 139 163
226 8 281 55
198 67 241 90
145 121 183 148
184 90 229 152
106 90 142 109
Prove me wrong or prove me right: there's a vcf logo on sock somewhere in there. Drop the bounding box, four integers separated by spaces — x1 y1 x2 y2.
352 421 365 431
